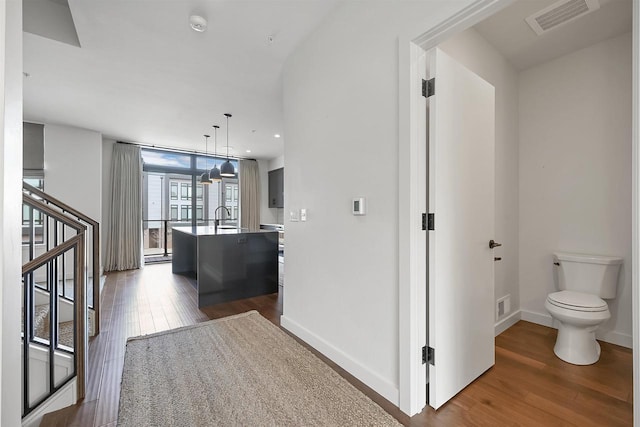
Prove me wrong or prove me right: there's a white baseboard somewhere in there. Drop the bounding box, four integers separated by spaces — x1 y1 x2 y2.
495 310 521 336
597 330 633 348
520 309 632 349
280 315 399 406
521 309 554 328
21 379 76 427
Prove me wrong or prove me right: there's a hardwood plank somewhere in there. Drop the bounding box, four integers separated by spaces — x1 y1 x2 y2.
39 263 632 427
39 400 96 427
93 351 124 426
85 335 108 401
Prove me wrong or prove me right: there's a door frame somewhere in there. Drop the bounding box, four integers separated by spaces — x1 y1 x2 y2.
397 0 640 420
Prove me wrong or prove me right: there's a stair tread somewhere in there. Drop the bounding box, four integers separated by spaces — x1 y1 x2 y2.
22 304 74 348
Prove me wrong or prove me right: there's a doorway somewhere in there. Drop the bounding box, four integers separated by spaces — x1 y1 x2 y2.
398 0 638 418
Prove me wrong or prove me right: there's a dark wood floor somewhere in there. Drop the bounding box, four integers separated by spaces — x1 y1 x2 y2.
41 263 633 426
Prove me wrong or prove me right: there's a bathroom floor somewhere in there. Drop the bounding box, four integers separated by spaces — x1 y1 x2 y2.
409 320 632 426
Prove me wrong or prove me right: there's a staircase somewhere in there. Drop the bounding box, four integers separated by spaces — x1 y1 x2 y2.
20 184 101 426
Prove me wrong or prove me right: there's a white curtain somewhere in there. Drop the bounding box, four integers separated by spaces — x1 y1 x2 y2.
105 143 143 271
239 159 261 231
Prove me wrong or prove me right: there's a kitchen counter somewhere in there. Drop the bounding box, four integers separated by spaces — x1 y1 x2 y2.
173 225 274 236
172 226 278 307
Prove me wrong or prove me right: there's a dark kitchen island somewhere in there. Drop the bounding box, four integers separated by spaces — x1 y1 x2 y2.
172 226 279 308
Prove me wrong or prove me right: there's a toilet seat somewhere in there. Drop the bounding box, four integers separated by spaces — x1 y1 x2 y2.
547 291 608 312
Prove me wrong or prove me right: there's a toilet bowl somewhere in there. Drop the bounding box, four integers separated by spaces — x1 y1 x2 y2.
545 290 610 365
545 252 622 365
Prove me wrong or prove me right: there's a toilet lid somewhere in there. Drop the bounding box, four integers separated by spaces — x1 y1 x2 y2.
547 291 608 312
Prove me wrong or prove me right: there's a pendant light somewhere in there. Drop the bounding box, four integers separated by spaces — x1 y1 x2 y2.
209 125 222 182
199 134 212 184
220 113 236 177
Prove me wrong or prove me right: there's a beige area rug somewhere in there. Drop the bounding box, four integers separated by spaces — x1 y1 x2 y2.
118 311 401 427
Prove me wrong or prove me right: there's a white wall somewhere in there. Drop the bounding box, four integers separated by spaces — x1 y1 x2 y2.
23 0 79 47
519 33 633 347
0 0 23 424
269 155 284 171
44 124 103 223
281 0 475 405
439 28 520 322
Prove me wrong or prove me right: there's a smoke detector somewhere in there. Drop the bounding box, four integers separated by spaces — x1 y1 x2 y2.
189 15 208 33
525 0 600 35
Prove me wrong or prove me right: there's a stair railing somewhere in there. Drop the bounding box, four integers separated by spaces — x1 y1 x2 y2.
22 182 100 334
22 193 87 417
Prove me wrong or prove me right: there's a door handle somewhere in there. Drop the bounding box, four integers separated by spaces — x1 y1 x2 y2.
494 257 502 261
489 240 502 249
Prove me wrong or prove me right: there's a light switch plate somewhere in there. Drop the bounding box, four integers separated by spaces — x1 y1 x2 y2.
300 208 307 221
289 210 299 222
352 197 366 215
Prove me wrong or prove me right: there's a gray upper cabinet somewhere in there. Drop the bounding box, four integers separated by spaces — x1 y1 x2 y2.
268 167 284 208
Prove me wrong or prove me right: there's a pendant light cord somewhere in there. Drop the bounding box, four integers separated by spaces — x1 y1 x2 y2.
225 113 232 160
214 126 217 165
205 135 209 169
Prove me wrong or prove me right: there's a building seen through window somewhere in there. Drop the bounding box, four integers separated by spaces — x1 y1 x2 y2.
140 148 239 259
22 177 45 244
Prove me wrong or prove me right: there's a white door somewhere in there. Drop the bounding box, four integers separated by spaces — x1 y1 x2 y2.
427 48 496 409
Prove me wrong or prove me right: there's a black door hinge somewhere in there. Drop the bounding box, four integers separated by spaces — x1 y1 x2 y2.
422 346 435 365
422 78 435 97
422 213 435 231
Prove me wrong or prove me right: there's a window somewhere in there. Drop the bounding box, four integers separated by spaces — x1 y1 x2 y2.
196 155 237 173
221 180 239 225
181 205 192 221
141 150 192 170
141 148 242 241
22 177 45 244
181 183 191 200
225 185 232 203
24 177 44 189
22 177 45 227
170 182 178 200
22 205 44 226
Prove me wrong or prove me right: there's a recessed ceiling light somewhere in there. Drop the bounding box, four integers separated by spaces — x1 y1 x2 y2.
246 149 252 153
189 15 207 32
274 134 281 138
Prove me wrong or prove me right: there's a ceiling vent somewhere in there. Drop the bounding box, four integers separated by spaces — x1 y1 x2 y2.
525 0 600 35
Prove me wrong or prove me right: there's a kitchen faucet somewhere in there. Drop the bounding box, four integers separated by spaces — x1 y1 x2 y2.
214 206 231 234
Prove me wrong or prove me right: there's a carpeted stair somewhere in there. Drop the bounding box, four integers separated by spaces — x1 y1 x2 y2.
23 304 74 348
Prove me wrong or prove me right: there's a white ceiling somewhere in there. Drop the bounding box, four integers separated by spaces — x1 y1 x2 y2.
25 0 632 159
23 0 340 159
474 0 632 70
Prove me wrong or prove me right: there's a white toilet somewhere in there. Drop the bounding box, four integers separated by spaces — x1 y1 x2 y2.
545 252 622 365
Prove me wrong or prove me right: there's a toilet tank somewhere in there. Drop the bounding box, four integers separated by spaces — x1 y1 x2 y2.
554 252 623 299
